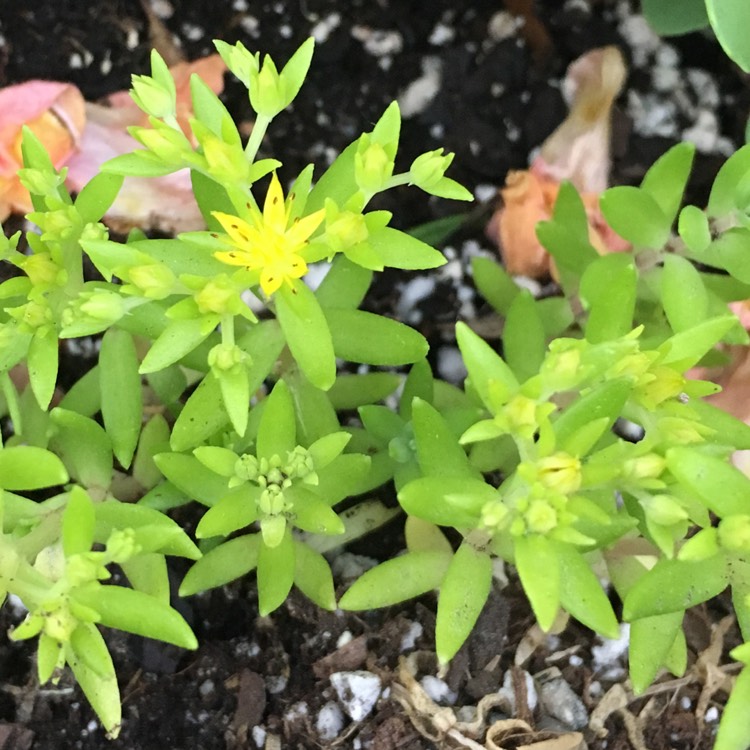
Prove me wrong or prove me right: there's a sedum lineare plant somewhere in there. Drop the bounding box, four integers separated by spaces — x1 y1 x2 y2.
1 37 750 749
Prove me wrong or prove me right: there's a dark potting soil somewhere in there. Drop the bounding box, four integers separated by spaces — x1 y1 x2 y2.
0 1 747 748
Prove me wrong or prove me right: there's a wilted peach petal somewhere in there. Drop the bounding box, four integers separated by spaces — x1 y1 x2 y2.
65 103 204 234
534 46 627 194
491 170 554 277
488 46 629 279
0 81 85 219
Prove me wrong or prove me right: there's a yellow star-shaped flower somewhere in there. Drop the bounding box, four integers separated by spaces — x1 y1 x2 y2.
212 173 324 297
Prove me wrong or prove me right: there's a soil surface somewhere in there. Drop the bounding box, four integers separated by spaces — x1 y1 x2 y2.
0 1 748 749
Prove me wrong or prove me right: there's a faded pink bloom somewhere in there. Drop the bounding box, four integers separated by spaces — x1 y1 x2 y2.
487 46 629 278
0 81 86 219
0 54 227 233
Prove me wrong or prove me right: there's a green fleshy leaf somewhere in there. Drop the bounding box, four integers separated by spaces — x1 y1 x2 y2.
193 446 238 477
66 638 121 738
27 328 58 410
640 142 695 226
170 372 229 452
94 500 200 559
623 555 730 620
325 308 428 366
314 453 372 503
711 228 750 282
629 611 685 694
399 359 434 421
154 451 231 506
600 186 670 249
706 0 750 73
308 432 351 469
100 328 142 468
515 534 560 631
180 534 260 595
257 528 295 615
62 486 96 556
580 254 636 343
196 485 261 538
642 0 708 34
140 316 219 374
367 227 445 270
503 290 545 382
276 279 336 390
73 584 197 649
103 150 180 177
74 172 124 223
435 542 492 664
660 255 709 332
714 664 750 750
556 541 619 638
284 368 340 445
0 446 68 490
553 379 629 449
49 408 113 489
456 321 519 412
315 255 373 310
678 205 711 254
471 256 520 316
257 379 297 460
217 366 250 437
412 398 476 479
666 447 750 517
284 485 345 535
120 553 170 604
293 541 336 610
398 476 497 528
659 315 736 368
328 372 401 410
339 550 451 610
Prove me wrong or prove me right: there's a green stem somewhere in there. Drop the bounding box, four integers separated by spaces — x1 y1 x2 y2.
221 315 236 348
244 114 272 162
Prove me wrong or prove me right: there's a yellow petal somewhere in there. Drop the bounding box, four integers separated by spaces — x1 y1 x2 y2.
212 212 255 248
214 249 254 268
263 173 287 234
259 266 284 296
286 208 325 247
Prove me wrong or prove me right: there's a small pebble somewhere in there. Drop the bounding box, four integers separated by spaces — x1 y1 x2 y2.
330 671 382 721
251 726 266 748
421 675 457 705
537 670 588 730
316 701 344 740
400 621 423 652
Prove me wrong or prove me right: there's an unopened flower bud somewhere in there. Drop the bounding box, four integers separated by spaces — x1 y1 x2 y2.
623 452 666 483
235 454 260 482
640 494 688 526
409 149 453 189
208 342 248 374
250 56 284 117
126 263 177 300
42 602 78 643
718 514 750 552
21 253 61 288
130 75 176 119
355 140 393 193
215 40 258 88
525 499 558 534
537 452 582 495
79 290 126 321
195 275 242 315
106 528 141 563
